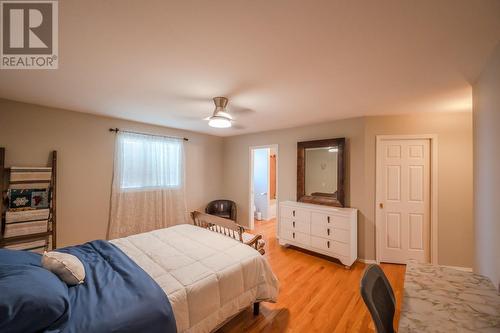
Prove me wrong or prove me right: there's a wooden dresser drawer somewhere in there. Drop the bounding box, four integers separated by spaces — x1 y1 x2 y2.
333 241 350 257
310 224 350 243
332 228 350 243
281 218 310 234
281 228 310 246
310 236 334 253
281 206 310 223
311 236 350 257
311 212 350 230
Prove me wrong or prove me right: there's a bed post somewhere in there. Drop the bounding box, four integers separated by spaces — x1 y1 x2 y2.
253 302 260 316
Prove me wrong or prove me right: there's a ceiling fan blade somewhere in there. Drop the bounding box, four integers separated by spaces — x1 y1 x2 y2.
232 123 246 130
173 110 215 122
229 105 256 116
166 93 208 103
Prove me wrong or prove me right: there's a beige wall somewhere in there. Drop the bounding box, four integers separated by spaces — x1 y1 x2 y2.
363 113 474 267
473 43 500 290
0 99 224 247
222 112 474 267
0 98 475 268
222 117 369 259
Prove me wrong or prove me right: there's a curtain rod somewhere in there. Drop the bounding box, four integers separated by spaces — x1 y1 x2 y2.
109 128 189 141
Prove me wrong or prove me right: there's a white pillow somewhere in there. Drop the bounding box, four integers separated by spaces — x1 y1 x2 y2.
42 251 85 285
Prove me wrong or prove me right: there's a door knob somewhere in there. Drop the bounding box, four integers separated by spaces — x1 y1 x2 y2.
379 203 384 209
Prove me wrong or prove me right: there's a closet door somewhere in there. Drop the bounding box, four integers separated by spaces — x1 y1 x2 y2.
377 139 430 264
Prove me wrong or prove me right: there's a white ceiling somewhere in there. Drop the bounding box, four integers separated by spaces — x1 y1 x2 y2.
1 0 499 136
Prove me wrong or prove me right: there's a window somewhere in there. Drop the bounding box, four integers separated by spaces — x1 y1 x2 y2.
108 131 187 238
116 132 183 190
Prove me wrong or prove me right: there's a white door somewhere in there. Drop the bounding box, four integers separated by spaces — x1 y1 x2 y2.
377 139 430 264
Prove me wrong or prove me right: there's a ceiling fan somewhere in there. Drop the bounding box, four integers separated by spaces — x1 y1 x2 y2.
207 97 233 128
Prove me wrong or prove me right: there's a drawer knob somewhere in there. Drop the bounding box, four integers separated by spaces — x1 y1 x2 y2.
293 232 295 239
293 210 296 217
327 228 330 236
327 241 330 248
327 216 330 223
293 221 295 228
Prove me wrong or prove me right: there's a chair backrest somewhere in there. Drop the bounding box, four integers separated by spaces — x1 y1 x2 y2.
360 264 396 333
205 200 237 221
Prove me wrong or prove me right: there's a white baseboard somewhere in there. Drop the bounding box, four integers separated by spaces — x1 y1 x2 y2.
357 258 377 264
357 259 472 272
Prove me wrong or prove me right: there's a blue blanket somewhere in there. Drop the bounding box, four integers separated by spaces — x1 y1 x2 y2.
58 240 177 333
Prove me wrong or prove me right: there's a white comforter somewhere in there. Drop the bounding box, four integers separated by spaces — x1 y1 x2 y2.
110 224 279 333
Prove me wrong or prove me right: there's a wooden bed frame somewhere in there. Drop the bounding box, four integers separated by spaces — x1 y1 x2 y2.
190 211 264 254
190 211 264 316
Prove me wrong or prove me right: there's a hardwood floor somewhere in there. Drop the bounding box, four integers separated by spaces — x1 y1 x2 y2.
218 219 406 333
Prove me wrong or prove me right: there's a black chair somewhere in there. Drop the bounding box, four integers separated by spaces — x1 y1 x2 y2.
205 200 237 221
360 264 396 333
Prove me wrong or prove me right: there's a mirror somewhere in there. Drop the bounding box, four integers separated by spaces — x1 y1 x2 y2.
305 147 338 197
297 138 345 207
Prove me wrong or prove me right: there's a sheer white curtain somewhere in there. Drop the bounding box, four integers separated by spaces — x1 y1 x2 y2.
108 131 187 239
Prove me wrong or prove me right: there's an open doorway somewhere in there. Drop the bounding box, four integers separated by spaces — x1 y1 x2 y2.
249 145 278 230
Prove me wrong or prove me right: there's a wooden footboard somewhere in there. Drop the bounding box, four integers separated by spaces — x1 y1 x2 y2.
191 211 265 254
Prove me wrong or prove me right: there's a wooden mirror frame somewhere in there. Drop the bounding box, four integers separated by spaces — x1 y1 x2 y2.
297 138 346 207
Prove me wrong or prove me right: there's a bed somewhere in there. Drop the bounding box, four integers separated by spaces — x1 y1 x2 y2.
0 223 279 333
111 223 279 332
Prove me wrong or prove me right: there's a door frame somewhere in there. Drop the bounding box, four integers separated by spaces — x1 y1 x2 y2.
248 144 279 230
375 134 438 265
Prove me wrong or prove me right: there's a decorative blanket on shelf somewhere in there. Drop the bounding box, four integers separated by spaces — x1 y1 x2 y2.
4 209 50 239
9 167 52 187
3 166 53 251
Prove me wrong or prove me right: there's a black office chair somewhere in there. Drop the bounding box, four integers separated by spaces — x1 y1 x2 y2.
360 264 396 333
205 200 237 221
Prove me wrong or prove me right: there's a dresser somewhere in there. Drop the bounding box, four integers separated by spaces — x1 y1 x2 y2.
278 201 358 268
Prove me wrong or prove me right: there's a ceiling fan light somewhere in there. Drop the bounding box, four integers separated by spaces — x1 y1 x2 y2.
216 111 233 120
208 115 232 128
